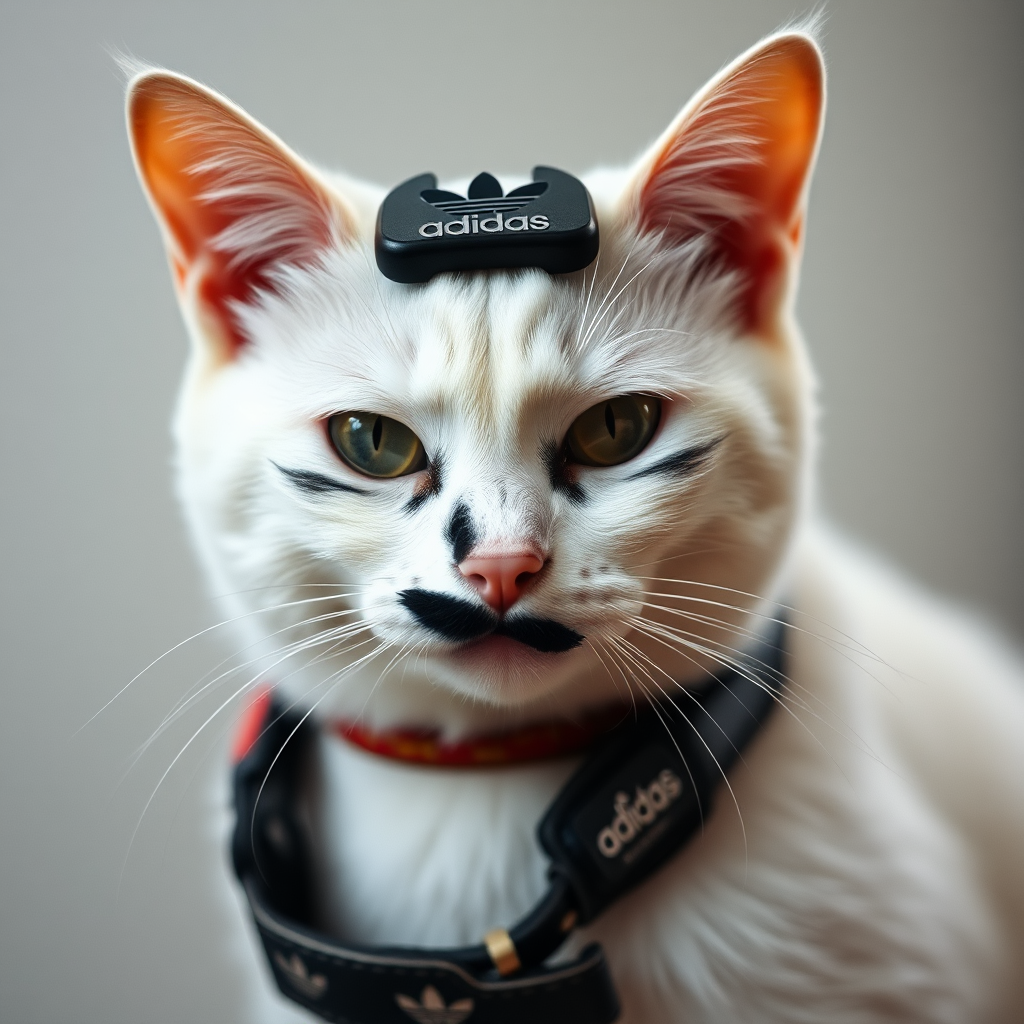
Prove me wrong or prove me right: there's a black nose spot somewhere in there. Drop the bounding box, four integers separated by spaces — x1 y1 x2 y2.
445 502 477 564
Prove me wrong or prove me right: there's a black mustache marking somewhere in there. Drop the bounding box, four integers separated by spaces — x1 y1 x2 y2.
499 615 585 653
399 588 496 642
398 589 584 653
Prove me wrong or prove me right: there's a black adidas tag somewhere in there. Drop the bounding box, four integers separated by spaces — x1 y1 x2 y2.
374 168 599 283
539 719 714 923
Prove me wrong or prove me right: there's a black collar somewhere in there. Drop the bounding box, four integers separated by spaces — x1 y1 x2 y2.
231 617 786 1024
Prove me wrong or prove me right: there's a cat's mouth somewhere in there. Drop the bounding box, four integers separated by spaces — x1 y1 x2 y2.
398 589 584 654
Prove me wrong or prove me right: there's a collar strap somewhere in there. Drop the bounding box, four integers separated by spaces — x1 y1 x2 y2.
231 616 786 1024
332 704 631 767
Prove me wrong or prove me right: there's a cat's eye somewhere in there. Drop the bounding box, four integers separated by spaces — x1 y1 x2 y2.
328 412 428 479
564 395 661 467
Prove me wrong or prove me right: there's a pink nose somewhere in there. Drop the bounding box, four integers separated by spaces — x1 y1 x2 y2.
459 550 545 614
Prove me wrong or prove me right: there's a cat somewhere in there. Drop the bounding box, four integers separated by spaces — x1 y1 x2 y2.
125 26 1024 1024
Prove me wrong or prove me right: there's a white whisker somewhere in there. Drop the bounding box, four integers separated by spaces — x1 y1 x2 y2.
118 629 383 894
79 590 363 732
605 630 748 855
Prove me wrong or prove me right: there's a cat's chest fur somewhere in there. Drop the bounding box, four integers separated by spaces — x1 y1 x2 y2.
304 541 1013 1024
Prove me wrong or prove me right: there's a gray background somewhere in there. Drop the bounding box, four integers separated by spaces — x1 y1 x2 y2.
1 1 1021 1021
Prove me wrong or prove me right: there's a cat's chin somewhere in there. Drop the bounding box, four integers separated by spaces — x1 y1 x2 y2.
429 634 589 708
446 633 565 674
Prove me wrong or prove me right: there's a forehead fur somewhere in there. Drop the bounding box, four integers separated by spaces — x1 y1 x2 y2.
231 211 742 437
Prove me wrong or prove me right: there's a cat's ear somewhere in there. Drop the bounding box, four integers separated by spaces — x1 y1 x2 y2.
624 32 824 340
126 69 353 358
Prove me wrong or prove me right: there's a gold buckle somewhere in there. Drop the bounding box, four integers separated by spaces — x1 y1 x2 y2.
483 928 521 976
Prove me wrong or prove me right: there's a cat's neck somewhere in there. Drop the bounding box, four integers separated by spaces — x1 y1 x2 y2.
302 667 631 741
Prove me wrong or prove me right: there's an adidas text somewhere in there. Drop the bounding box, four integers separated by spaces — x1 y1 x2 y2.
596 769 683 859
418 213 550 238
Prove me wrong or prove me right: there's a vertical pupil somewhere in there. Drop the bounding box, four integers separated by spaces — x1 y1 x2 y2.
604 403 616 439
372 416 383 451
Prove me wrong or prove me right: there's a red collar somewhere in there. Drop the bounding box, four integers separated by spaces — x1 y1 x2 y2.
333 705 631 767
231 687 630 768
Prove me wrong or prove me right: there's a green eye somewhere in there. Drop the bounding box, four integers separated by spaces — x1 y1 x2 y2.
328 412 428 478
565 395 661 467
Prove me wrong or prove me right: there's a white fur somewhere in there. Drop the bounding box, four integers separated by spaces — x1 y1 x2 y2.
129 28 1024 1023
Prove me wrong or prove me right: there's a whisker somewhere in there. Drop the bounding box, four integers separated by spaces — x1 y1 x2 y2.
638 588 902 699
628 615 818 721
127 613 370 771
157 606 367 731
574 250 601 349
580 246 664 352
119 631 385 899
602 633 725 843
352 637 420 725
577 238 637 351
584 638 638 717
625 618 861 783
634 603 824 710
247 641 398 881
120 614 376 790
591 636 641 721
636 576 894 669
155 622 403 864
79 590 363 732
606 631 749 851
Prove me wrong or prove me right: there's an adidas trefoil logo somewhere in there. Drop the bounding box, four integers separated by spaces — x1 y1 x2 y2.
273 952 327 999
395 984 475 1024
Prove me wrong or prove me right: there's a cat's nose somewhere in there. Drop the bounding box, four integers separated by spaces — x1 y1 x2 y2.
459 549 545 614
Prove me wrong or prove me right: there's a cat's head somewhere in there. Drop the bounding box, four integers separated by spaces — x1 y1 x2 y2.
126 32 824 731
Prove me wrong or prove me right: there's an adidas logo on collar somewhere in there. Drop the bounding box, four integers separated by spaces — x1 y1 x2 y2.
595 769 684 860
396 985 474 1024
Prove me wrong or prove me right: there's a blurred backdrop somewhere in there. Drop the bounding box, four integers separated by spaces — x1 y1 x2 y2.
1 1 1021 1021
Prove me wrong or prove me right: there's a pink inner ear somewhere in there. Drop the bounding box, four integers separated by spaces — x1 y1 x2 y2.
638 36 824 337
130 75 337 355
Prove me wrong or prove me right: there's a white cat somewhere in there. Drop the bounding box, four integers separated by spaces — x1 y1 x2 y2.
126 27 1024 1024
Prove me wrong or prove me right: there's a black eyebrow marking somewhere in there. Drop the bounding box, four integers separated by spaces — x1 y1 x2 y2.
404 490 431 514
273 462 369 495
627 439 723 481
403 452 445 514
542 440 585 505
